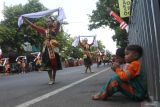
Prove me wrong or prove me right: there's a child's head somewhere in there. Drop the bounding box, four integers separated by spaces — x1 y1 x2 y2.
115 47 125 64
125 45 143 63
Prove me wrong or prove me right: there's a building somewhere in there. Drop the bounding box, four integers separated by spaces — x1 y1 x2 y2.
129 0 160 106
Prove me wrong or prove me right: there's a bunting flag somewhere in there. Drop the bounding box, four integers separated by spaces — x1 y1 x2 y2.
118 0 132 18
107 7 129 32
18 7 66 27
93 37 98 47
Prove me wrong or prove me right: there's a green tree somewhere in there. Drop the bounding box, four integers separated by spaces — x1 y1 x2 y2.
97 40 105 51
88 0 129 48
112 27 128 48
0 0 71 57
0 0 46 54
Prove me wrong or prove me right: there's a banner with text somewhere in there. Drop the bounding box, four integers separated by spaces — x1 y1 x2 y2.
118 0 131 18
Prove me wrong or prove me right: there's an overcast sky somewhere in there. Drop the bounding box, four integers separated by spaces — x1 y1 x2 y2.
0 0 117 54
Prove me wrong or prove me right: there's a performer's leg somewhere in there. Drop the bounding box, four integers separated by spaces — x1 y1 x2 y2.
92 75 135 100
89 65 92 72
85 65 89 73
85 66 88 73
97 62 99 67
52 69 57 83
48 70 54 85
92 75 120 100
50 55 57 84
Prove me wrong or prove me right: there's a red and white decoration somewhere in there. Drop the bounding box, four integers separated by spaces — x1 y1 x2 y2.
108 9 129 32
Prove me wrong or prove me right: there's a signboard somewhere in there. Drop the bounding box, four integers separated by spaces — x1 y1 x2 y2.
118 0 131 18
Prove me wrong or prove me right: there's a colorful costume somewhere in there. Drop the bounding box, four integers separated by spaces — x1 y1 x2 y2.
79 39 93 69
101 52 107 65
96 53 102 67
23 17 62 71
22 17 62 84
83 55 92 67
97 60 147 101
18 8 66 84
72 36 97 73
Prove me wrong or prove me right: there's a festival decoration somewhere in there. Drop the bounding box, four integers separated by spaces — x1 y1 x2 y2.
18 7 66 27
118 0 131 18
106 7 129 32
72 36 98 47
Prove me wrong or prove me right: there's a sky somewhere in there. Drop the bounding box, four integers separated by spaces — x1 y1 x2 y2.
0 0 117 54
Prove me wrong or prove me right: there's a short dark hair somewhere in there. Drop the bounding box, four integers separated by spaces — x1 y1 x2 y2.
126 45 143 59
116 47 125 58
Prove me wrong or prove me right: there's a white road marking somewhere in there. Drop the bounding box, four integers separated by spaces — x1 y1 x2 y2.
15 68 110 107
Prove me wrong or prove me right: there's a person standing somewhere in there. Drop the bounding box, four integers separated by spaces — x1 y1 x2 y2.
96 53 102 68
79 38 95 73
23 16 62 85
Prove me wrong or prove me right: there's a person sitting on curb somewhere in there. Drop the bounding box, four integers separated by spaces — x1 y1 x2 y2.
92 45 147 101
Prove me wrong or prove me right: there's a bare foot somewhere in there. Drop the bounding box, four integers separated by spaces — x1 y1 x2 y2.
92 92 107 100
92 93 101 100
48 80 54 85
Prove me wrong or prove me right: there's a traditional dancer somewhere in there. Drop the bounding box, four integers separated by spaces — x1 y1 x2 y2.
19 8 66 84
72 36 97 73
96 52 102 68
79 37 96 73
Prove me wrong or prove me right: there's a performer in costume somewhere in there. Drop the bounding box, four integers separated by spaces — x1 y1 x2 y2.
79 37 95 73
101 51 107 66
96 52 102 68
22 16 62 84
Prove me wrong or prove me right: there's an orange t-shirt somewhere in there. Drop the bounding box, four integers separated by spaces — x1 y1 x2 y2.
115 60 141 81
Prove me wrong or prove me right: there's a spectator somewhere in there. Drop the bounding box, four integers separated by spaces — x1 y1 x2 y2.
92 45 147 101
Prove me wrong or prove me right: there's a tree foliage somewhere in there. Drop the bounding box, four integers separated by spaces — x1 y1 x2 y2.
89 0 129 48
0 0 107 60
97 40 105 50
0 0 46 54
0 0 70 57
112 27 128 48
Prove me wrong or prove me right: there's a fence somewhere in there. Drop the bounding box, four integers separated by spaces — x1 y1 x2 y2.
128 0 160 105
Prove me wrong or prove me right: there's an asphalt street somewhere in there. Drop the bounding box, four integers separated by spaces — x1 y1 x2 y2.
0 64 141 107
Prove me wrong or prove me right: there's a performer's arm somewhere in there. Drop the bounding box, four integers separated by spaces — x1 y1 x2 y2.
22 16 47 34
79 37 84 48
89 36 96 46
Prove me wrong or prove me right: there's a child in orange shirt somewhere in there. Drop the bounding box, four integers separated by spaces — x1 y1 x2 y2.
92 45 147 101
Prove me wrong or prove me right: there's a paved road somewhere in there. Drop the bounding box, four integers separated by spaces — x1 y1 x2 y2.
0 64 141 107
